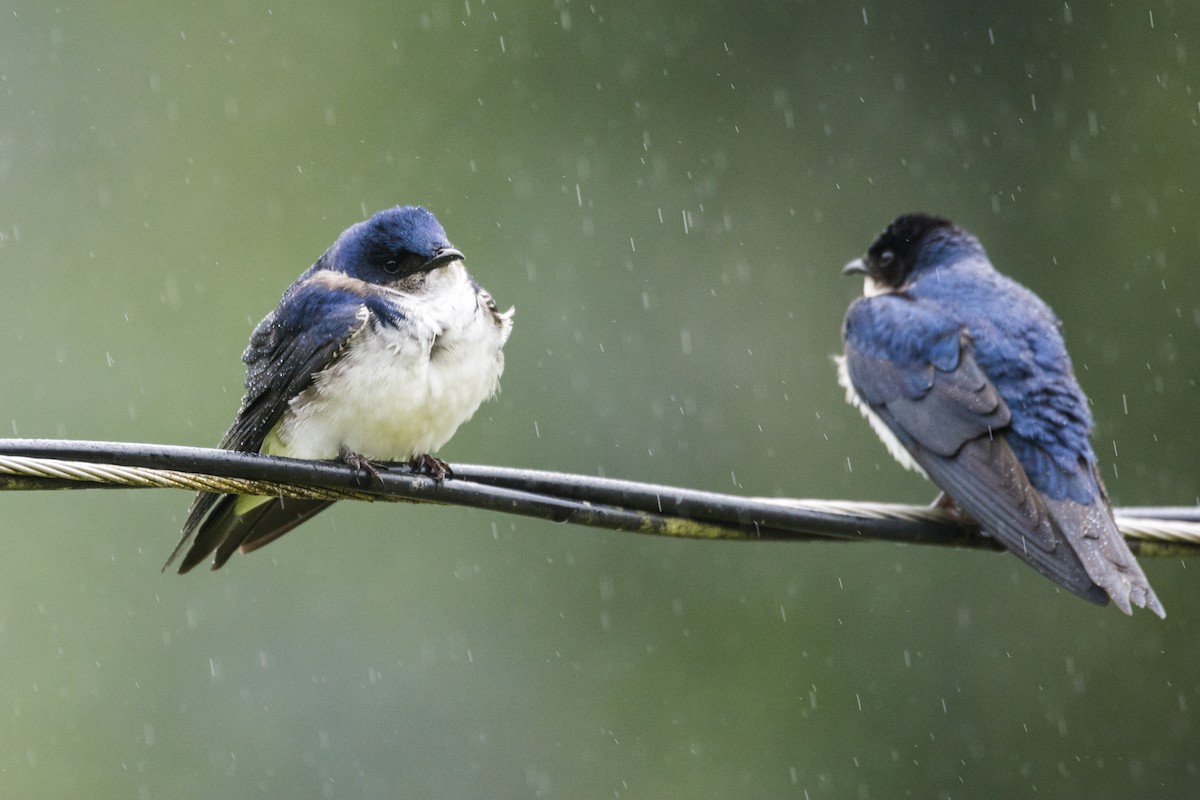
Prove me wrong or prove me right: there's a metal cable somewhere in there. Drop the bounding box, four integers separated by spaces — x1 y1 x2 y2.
0 439 1197 555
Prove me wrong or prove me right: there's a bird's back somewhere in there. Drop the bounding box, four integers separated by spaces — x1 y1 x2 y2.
908 261 1098 501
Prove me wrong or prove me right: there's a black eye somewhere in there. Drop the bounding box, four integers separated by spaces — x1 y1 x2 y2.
381 253 423 275
879 249 895 266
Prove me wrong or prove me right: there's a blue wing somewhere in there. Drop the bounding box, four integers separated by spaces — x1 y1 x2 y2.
842 295 1109 605
225 275 385 454
166 273 384 572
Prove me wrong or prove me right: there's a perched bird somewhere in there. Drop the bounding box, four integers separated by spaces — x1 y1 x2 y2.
837 212 1163 616
166 205 513 573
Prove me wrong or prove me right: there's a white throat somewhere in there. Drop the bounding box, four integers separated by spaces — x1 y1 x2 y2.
862 276 887 297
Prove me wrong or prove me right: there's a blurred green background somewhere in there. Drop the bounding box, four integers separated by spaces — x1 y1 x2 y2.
1 1 1198 797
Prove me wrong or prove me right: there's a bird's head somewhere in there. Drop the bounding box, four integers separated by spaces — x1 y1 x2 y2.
842 212 965 295
330 205 464 288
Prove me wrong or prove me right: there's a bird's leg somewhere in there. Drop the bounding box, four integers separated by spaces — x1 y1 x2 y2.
409 453 453 483
930 492 975 524
931 491 964 518
339 446 384 485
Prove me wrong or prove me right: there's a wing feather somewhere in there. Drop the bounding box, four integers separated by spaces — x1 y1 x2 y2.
165 276 376 572
843 296 1105 604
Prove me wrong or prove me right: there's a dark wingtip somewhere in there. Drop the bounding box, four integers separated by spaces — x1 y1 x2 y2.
177 547 212 574
163 534 199 574
1137 590 1167 619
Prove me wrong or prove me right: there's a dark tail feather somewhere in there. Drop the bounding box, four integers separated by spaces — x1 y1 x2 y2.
168 493 333 574
163 490 226 573
1043 487 1166 618
913 435 1110 606
211 497 333 567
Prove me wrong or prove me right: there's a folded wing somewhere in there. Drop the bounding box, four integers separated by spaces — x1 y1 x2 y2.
843 297 1108 605
165 279 376 572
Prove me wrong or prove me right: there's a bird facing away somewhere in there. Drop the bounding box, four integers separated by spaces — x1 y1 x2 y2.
166 205 513 573
837 212 1163 616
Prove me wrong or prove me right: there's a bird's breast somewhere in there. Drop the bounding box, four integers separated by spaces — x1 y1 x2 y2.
269 271 510 461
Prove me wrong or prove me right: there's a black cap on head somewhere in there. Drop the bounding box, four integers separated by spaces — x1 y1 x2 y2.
858 212 956 289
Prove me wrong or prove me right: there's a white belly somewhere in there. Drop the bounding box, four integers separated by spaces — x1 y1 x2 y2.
266 266 511 461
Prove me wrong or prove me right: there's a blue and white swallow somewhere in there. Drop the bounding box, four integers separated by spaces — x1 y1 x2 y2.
166 205 513 572
837 212 1163 616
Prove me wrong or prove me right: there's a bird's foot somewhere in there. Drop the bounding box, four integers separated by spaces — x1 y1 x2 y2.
930 492 970 522
339 447 385 485
409 454 453 484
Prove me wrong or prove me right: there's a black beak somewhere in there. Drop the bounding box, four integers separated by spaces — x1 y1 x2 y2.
841 257 868 276
422 246 465 271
